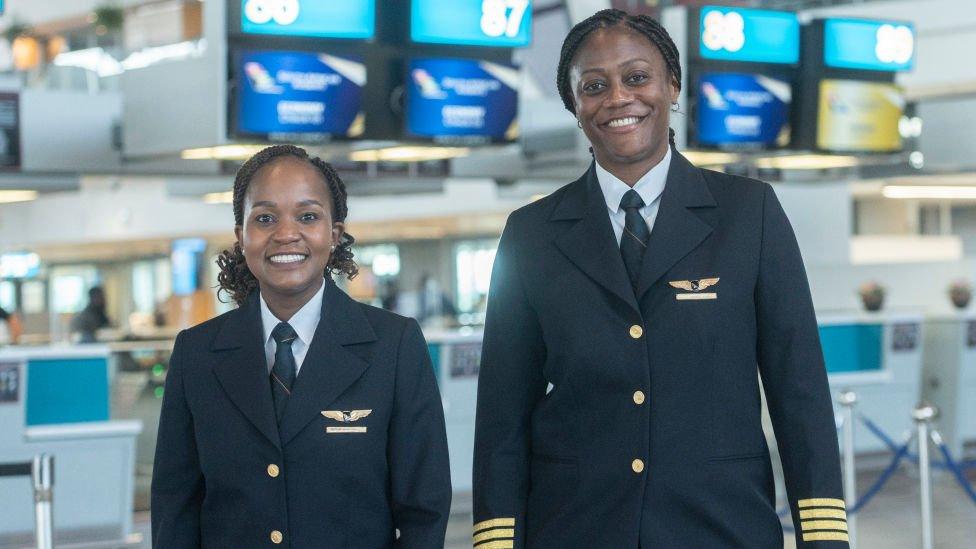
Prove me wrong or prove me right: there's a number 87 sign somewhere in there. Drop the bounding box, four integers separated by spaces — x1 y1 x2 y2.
412 0 532 47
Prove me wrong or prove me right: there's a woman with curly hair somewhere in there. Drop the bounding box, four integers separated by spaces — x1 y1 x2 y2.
152 144 451 548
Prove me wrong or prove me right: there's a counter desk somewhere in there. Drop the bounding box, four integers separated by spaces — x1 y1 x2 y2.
921 313 976 458
819 312 925 455
0 345 142 547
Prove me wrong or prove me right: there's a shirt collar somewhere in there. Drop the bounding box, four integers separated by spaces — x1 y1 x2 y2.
260 279 326 346
595 146 672 214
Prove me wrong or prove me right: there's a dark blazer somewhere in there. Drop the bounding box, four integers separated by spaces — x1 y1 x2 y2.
152 280 451 548
473 149 848 548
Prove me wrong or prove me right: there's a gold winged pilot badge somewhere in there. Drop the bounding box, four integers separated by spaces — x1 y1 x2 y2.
321 410 372 433
669 277 719 301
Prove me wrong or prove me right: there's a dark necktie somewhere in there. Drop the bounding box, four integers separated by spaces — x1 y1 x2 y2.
619 189 649 291
270 322 298 424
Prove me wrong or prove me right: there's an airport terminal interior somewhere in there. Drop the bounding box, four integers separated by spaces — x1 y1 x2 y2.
0 0 975 547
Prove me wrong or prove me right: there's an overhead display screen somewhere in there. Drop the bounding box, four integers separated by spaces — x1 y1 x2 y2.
240 0 375 39
235 50 365 138
824 19 915 72
0 252 40 279
698 6 799 65
406 58 519 142
695 72 791 148
411 0 532 47
817 79 903 152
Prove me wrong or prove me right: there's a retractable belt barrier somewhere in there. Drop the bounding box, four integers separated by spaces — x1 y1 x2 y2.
777 397 976 549
0 454 55 549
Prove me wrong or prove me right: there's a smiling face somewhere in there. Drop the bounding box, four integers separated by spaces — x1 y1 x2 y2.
235 156 343 312
570 26 679 181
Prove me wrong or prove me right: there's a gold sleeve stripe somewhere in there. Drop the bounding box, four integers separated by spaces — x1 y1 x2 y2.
798 498 846 509
473 518 516 533
802 531 850 542
473 529 515 544
799 508 847 520
473 541 515 549
801 520 849 532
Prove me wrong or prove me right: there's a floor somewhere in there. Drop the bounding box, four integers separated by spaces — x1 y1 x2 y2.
132 466 976 548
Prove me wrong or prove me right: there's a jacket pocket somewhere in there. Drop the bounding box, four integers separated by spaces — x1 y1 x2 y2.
707 451 767 463
526 455 579 543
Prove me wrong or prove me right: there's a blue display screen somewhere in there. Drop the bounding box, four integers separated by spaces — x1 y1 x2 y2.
26 358 109 426
236 50 365 138
824 19 915 72
407 58 519 142
699 6 799 64
819 324 883 374
412 0 531 47
696 72 791 148
171 238 206 297
240 0 374 39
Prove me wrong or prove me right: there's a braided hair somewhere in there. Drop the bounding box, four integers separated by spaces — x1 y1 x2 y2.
216 144 358 305
556 8 682 145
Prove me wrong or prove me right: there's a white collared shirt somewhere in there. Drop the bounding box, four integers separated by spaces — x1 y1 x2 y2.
260 280 325 375
595 147 672 246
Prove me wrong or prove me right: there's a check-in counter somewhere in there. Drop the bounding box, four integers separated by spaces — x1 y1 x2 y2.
0 345 142 547
819 312 925 454
921 313 976 458
425 328 482 494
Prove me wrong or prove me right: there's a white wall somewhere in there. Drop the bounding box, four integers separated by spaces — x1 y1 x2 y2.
0 176 533 249
0 0 151 26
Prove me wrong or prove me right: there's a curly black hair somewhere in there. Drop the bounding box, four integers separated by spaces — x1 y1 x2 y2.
556 8 682 145
216 144 358 305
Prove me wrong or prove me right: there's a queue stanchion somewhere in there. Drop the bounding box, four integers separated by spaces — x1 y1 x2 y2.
912 403 937 549
31 454 54 549
0 454 55 549
838 391 858 548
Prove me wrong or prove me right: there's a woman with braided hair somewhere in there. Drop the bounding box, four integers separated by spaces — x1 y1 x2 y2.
152 144 451 548
473 9 847 548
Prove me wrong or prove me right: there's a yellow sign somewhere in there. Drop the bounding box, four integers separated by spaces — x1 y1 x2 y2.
817 80 903 152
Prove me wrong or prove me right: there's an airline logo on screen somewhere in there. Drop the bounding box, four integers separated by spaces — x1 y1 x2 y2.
244 0 300 27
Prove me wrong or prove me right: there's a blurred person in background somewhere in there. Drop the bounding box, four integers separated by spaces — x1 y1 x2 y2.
70 286 111 343
151 144 450 548
473 9 847 549
0 305 22 345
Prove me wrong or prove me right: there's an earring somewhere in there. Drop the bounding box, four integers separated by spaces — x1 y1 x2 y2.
577 119 582 128
330 244 336 252
671 102 680 113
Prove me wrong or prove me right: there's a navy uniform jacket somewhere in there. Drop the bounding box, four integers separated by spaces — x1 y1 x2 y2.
473 149 848 548
151 280 451 548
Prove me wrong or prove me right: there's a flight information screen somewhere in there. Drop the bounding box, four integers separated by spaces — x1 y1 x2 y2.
411 0 532 47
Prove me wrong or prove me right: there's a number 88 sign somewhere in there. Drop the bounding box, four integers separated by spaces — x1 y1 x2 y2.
244 0 300 26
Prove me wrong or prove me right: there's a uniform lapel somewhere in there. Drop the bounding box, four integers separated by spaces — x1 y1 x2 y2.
553 164 639 313
636 149 717 300
211 293 281 449
278 280 377 446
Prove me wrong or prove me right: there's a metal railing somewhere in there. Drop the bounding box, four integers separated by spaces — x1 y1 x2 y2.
0 454 55 549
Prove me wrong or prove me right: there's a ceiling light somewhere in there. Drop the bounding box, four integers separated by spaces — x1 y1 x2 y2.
203 191 234 204
0 190 39 204
182 145 268 160
754 154 860 170
681 150 740 166
882 185 976 200
349 146 470 162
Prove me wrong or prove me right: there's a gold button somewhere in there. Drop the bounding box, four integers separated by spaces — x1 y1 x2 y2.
629 325 643 339
633 391 645 405
632 459 645 473
267 464 280 478
270 530 283 544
